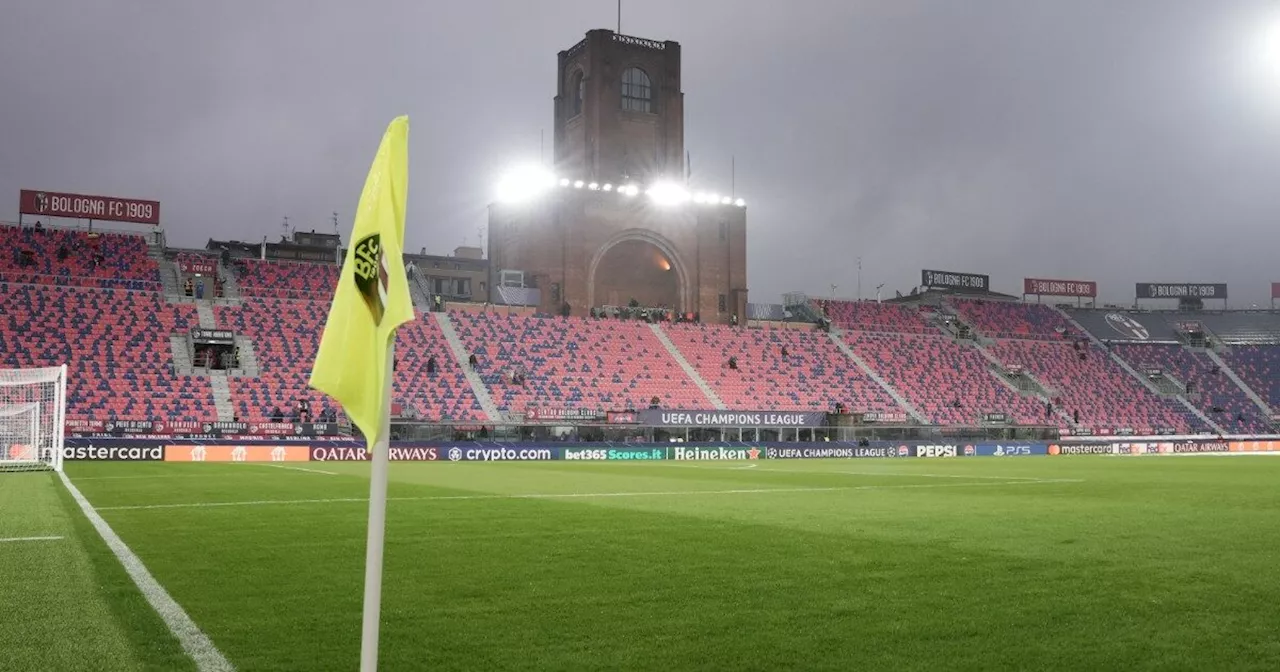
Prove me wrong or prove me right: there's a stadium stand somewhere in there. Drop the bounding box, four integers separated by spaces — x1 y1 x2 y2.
0 283 215 422
450 312 712 414
843 331 1045 425
1222 345 1280 412
816 299 935 334
947 298 1074 341
394 316 488 421
663 322 904 413
232 259 339 299
1112 344 1271 433
1195 313 1280 346
0 225 159 290
985 339 1197 434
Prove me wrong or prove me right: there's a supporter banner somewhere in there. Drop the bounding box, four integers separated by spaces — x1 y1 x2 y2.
637 410 827 427
563 447 665 461
1174 321 1203 333
983 412 1009 424
765 446 897 459
20 189 160 225
858 411 907 423
180 258 217 275
921 269 989 291
524 408 606 423
62 444 164 461
1144 368 1162 377
1023 278 1097 298
1135 283 1227 299
1274 283 1280 300
163 445 310 462
970 443 1047 457
191 328 235 345
311 446 441 461
671 446 762 460
605 411 639 424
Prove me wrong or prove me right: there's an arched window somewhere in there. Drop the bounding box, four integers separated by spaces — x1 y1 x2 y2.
571 71 584 117
621 67 652 113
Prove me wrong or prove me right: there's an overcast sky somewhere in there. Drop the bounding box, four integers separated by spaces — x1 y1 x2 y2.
3 0 1280 306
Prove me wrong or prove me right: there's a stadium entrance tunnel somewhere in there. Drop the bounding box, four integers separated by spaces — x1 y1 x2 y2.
587 230 688 312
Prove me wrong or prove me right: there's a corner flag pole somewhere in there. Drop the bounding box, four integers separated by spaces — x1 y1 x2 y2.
359 342 394 672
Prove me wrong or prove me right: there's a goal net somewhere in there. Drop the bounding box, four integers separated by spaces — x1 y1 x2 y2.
0 366 67 472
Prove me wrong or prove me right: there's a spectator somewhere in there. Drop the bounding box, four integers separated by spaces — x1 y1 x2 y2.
649 395 661 409
468 353 478 369
728 356 738 370
184 278 194 297
271 406 283 423
780 345 789 359
1073 409 1080 424
426 355 437 374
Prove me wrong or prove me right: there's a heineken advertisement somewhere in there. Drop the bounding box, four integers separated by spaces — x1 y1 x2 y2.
563 447 666 461
671 446 762 460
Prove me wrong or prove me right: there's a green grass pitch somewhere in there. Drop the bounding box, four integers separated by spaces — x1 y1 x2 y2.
5 456 1280 671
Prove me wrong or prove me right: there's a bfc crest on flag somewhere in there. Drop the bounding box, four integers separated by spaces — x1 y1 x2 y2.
352 233 389 326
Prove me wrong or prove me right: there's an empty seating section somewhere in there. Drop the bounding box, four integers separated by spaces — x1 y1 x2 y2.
1222 346 1280 412
215 299 335 421
0 283 213 421
817 300 935 334
0 225 159 289
663 323 901 413
948 299 1073 340
843 332 1043 425
393 317 487 421
985 340 1192 434
1113 344 1270 433
234 259 339 299
451 312 710 414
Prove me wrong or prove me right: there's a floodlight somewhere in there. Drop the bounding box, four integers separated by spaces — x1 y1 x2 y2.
706 193 719 205
720 196 732 205
559 178 571 187
693 192 707 204
573 180 585 189
495 165 557 203
735 198 746 207
621 184 640 197
602 183 613 191
647 181 691 206
588 182 599 190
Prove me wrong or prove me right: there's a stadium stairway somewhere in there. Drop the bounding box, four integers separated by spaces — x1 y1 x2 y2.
208 371 236 421
433 312 502 421
1051 305 1225 434
826 330 926 422
170 334 194 375
648 323 727 410
218 260 241 299
158 258 182 297
233 335 260 377
1203 349 1274 423
196 302 217 329
967 339 1078 429
408 272 432 311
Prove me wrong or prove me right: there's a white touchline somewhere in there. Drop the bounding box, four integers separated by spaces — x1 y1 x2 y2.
0 535 64 543
59 472 235 672
94 478 1083 512
249 463 338 476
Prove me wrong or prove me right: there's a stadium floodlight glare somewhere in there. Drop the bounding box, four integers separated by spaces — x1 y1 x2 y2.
620 184 640 197
602 183 613 191
735 198 746 207
647 181 691 206
495 165 557 203
559 178 571 187
720 196 732 205
693 192 708 204
573 180 585 189
588 182 600 190
706 193 720 205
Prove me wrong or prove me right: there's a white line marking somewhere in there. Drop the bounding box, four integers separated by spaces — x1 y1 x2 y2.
0 535 64 543
250 464 338 476
72 473 279 481
653 462 1050 480
728 463 759 470
95 479 1083 512
59 472 235 672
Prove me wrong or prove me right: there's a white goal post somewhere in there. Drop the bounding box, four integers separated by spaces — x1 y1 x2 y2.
0 365 67 472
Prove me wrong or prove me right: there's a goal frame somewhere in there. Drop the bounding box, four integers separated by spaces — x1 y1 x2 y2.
0 364 68 472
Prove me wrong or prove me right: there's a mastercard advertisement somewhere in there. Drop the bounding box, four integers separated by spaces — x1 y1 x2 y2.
163 445 310 462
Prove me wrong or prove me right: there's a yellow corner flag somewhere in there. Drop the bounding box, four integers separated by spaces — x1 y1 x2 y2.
309 116 414 445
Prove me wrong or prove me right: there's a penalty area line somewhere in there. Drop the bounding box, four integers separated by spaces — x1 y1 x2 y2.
95 478 1084 512
0 535 64 543
59 472 235 672
246 463 338 476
